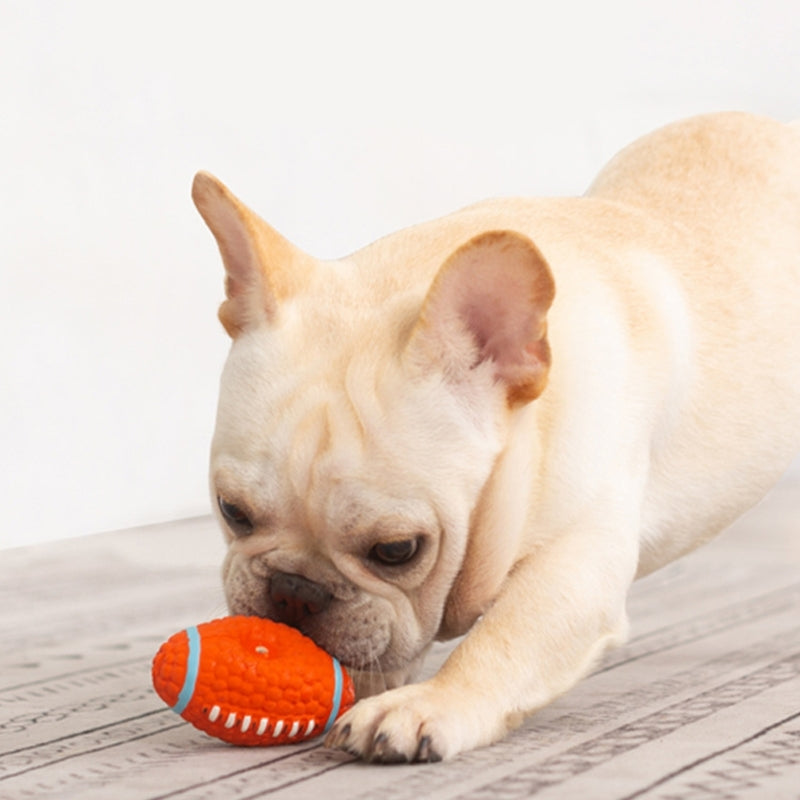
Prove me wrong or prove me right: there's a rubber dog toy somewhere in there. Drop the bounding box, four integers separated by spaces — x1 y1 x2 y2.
151 616 355 745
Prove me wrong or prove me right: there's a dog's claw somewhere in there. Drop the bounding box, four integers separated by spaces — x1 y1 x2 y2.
370 731 410 763
323 721 350 750
415 735 442 763
325 721 444 763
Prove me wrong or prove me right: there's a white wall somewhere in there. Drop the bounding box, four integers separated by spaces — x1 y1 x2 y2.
2 0 799 549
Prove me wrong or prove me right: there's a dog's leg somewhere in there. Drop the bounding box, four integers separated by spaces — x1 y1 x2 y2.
326 515 638 762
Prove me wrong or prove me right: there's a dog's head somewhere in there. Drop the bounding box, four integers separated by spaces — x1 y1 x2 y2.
193 173 554 690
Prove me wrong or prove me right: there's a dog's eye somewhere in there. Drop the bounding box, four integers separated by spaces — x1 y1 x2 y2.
217 497 253 534
369 537 420 566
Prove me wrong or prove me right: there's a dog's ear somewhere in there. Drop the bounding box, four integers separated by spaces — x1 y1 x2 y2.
407 231 555 406
192 171 314 337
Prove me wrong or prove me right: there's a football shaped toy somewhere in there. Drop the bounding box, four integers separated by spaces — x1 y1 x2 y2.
151 616 355 746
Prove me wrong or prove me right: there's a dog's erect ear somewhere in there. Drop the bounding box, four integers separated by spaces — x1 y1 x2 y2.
192 171 314 337
407 231 555 406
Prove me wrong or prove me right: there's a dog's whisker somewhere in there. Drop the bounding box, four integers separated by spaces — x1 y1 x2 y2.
350 644 389 698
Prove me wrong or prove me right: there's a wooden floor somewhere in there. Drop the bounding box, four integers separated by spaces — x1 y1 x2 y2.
2 472 800 799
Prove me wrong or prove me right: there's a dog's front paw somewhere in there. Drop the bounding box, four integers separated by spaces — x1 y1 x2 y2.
324 683 448 762
324 681 498 763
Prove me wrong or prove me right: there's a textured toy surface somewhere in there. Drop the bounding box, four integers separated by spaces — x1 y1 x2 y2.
151 616 355 746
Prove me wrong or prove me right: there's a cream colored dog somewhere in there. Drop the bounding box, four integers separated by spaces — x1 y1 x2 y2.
192 112 800 762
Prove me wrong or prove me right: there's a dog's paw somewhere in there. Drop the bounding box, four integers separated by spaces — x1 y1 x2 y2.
324 681 498 763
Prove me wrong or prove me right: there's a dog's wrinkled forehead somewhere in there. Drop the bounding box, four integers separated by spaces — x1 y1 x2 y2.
212 317 498 532
215 313 377 445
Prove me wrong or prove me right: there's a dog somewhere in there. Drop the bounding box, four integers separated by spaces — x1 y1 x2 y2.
192 112 800 762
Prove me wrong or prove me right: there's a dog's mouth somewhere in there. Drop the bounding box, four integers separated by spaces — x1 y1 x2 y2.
224 563 427 680
226 595 396 673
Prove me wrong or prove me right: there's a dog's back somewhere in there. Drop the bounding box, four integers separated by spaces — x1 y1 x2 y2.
587 113 800 569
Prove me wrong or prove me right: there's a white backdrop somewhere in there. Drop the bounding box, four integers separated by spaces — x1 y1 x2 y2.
2 1 799 549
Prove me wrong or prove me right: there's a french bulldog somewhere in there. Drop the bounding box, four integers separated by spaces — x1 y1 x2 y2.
192 112 800 762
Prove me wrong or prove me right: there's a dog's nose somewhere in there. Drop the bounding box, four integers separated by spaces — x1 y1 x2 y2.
269 572 333 627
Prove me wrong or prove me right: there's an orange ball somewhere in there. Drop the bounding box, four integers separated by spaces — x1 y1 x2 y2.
151 616 355 746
